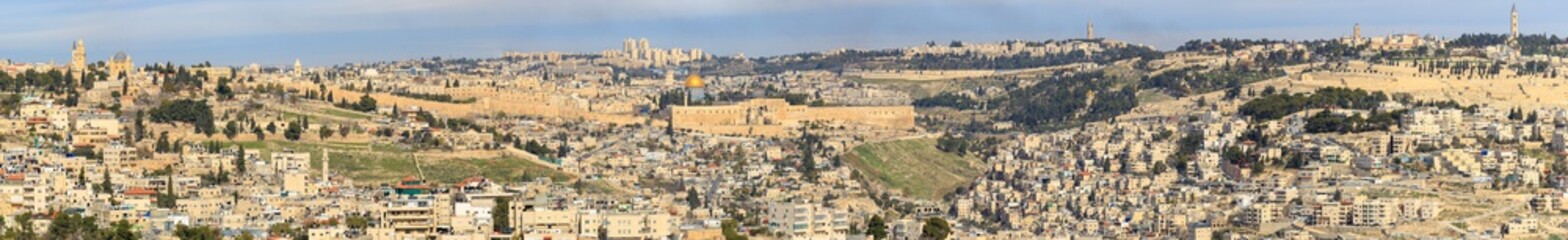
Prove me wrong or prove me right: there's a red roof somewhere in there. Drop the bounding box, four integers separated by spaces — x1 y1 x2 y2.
454 176 488 187
124 188 157 196
3 174 23 181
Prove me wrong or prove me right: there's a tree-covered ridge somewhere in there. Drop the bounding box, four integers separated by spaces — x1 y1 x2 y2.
1516 34 1568 57
747 50 903 74
1447 33 1568 57
1001 71 1138 131
912 93 981 110
1177 38 1299 52
1237 87 1389 121
143 62 233 92
390 91 476 104
335 94 379 112
717 40 1162 74
148 99 217 135
1303 109 1405 134
901 45 1162 70
1143 64 1287 97
1178 38 1368 62
0 69 89 95
1448 33 1511 48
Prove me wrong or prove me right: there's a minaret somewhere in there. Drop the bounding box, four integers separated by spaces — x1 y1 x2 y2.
1086 20 1095 39
293 59 303 75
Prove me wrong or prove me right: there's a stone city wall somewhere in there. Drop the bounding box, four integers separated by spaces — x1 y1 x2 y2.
797 106 915 129
671 98 915 136
278 81 644 125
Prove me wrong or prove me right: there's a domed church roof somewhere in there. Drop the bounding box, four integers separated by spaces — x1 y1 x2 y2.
111 51 130 62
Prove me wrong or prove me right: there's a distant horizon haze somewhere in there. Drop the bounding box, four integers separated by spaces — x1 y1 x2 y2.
0 0 1562 67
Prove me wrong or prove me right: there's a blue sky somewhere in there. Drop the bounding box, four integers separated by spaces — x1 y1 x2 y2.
1 0 1563 67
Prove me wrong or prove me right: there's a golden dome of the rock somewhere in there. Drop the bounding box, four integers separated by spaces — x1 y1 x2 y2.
684 74 705 88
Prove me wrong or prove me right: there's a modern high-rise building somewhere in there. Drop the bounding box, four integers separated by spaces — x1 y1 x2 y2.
637 38 650 54
616 38 709 68
765 201 850 239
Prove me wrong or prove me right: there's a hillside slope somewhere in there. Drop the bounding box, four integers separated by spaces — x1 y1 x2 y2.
843 138 981 200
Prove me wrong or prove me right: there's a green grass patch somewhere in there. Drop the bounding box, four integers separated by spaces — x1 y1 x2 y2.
1136 89 1176 104
215 140 572 185
269 107 358 124
275 110 305 120
422 156 574 184
1523 147 1564 162
326 151 419 184
318 107 376 120
572 180 625 195
842 138 981 200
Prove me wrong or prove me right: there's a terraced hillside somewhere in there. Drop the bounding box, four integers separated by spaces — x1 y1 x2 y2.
225 140 573 185
843 138 981 200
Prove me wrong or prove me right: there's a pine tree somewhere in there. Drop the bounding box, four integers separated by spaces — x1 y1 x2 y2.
155 132 171 153
134 111 146 141
866 215 888 240
687 189 702 208
493 197 511 233
224 121 240 139
99 171 112 193
920 218 951 240
284 120 303 141
235 145 248 175
158 174 178 209
319 125 335 140
253 126 266 141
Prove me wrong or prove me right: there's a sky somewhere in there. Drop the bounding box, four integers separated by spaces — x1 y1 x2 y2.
1 0 1564 67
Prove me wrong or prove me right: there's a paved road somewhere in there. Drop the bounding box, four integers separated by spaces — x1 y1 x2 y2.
1295 222 1369 239
1446 201 1525 238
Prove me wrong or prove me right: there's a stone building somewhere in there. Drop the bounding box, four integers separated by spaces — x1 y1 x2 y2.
670 98 915 137
70 39 86 71
107 51 134 79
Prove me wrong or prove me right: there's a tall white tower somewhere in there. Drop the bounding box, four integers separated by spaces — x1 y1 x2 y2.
70 39 86 71
1509 4 1519 45
1353 23 1361 40
1086 20 1095 39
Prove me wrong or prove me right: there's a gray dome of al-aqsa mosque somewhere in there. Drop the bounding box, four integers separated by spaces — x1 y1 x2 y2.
111 51 130 62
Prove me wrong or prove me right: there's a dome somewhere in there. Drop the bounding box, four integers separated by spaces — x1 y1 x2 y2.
684 74 705 88
111 51 130 62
